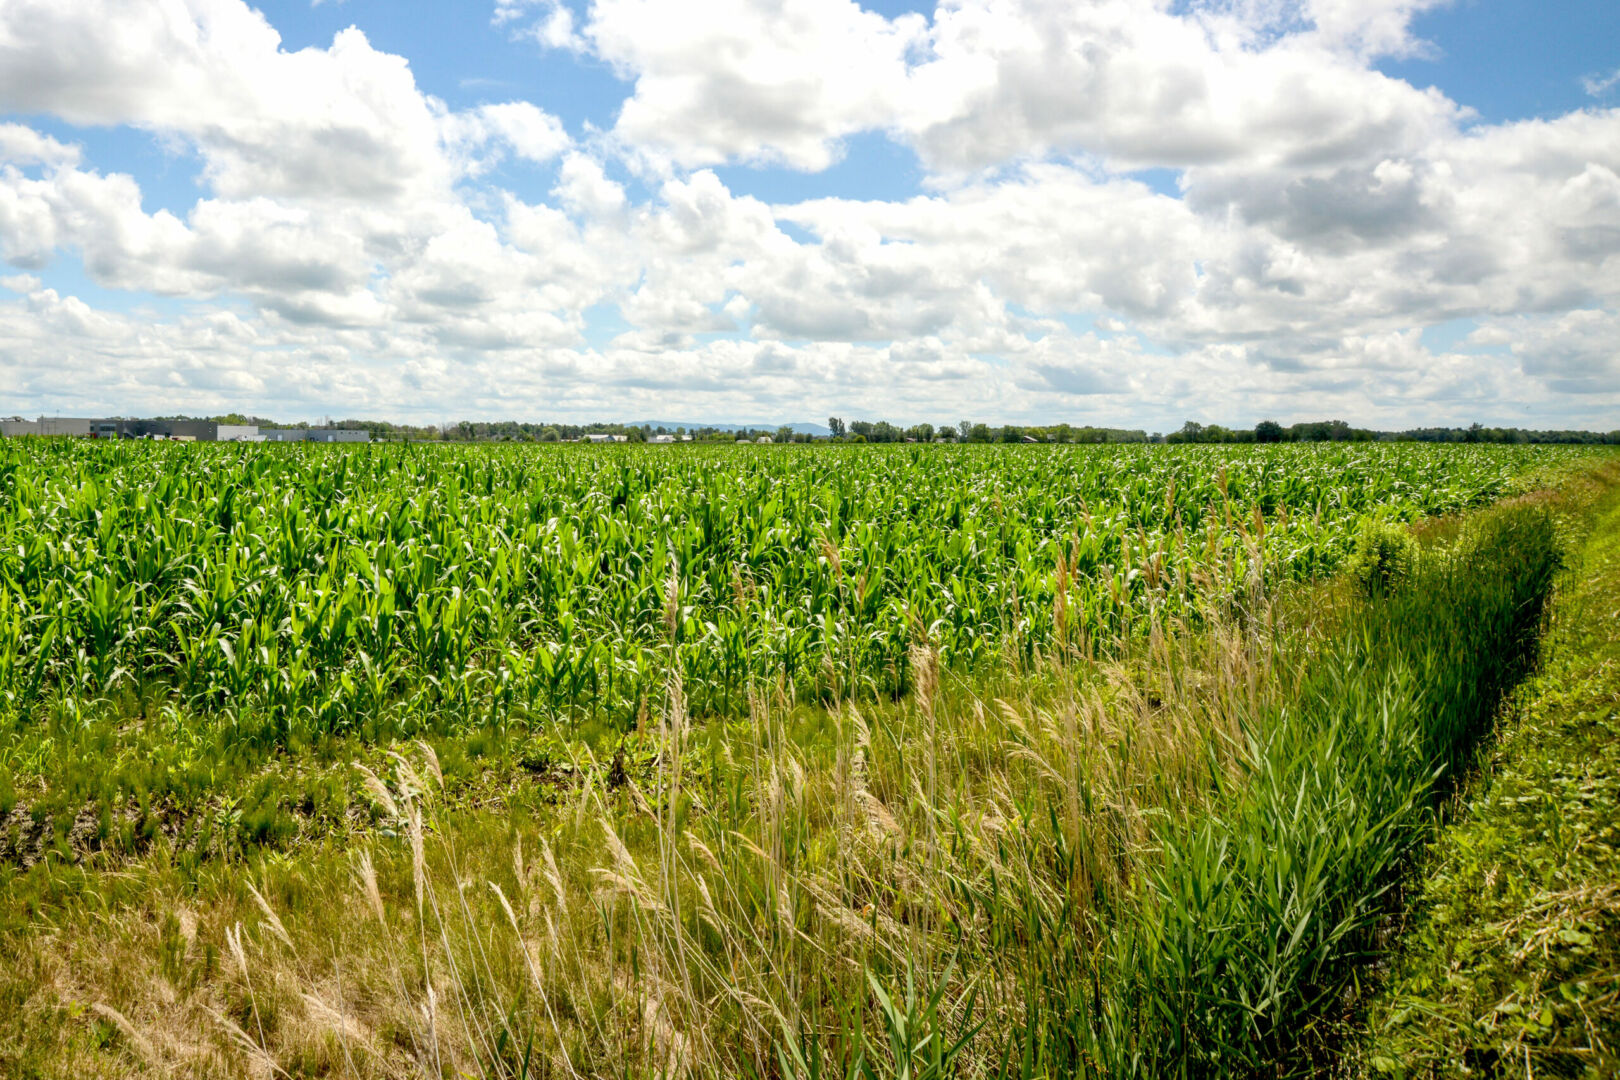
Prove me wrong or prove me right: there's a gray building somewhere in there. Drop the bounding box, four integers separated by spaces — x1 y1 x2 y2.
259 428 370 443
154 420 261 441
38 417 95 436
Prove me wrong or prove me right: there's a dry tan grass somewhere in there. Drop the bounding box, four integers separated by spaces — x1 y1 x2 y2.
0 572 1316 1080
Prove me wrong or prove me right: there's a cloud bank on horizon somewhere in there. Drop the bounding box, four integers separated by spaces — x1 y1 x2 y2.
0 0 1615 428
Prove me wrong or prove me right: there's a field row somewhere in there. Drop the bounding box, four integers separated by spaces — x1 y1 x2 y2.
0 441 1581 737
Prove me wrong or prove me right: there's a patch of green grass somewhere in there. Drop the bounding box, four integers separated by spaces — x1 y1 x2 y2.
1356 469 1620 1078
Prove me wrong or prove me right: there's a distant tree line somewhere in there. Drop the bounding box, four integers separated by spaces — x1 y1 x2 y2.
1166 419 1620 445
1396 424 1620 444
1168 419 1377 443
352 420 804 444
826 418 1149 443
161 414 1618 445
170 416 764 443
829 417 1618 445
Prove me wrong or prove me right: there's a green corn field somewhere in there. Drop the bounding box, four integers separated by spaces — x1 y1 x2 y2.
0 439 1572 732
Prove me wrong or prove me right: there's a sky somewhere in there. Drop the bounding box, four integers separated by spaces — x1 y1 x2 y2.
0 0 1616 430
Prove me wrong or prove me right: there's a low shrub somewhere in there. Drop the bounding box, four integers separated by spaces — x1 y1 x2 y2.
1344 516 1420 596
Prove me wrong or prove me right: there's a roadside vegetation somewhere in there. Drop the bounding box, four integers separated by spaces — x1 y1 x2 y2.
1356 461 1620 1078
0 441 1611 1078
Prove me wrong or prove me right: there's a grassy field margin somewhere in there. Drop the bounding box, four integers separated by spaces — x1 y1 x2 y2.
1354 462 1620 1077
1070 493 1564 1076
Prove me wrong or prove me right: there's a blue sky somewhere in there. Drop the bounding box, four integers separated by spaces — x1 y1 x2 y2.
1381 0 1620 122
0 0 1616 429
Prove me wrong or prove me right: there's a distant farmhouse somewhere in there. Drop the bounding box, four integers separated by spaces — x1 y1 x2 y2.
0 417 369 442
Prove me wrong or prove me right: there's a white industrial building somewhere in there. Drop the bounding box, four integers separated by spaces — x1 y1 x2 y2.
258 428 370 443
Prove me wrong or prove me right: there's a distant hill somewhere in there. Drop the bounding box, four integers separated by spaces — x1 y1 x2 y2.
626 421 832 435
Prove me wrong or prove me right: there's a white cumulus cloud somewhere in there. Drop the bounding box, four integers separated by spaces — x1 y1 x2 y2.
0 0 1613 428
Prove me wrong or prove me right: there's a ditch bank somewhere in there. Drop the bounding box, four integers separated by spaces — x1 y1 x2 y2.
1033 497 1572 1077
1350 467 1620 1077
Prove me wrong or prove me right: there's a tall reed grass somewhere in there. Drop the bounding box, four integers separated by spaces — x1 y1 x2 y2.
1107 502 1560 1075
